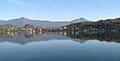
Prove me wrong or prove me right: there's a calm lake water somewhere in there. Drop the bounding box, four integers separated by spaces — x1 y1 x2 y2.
0 32 120 61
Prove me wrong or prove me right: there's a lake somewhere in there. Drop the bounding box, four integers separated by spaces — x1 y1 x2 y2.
0 32 120 61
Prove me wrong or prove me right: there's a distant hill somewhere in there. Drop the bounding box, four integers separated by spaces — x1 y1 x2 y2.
71 17 89 23
62 17 120 32
0 17 89 27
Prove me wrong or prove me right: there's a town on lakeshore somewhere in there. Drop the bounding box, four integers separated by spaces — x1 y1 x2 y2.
0 17 120 33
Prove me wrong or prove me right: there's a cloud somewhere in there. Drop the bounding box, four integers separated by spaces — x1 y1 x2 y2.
5 0 31 6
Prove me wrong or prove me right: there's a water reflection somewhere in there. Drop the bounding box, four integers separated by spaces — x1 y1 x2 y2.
0 31 120 61
63 31 120 43
0 31 120 45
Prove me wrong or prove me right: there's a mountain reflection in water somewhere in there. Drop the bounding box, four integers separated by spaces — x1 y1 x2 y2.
0 31 120 45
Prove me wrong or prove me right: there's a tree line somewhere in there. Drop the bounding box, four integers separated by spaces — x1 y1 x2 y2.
61 18 120 32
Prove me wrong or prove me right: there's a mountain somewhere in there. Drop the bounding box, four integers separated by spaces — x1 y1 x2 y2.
0 17 89 27
71 17 89 23
0 20 5 23
3 17 33 26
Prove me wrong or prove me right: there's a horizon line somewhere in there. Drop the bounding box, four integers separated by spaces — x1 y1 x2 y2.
0 16 120 22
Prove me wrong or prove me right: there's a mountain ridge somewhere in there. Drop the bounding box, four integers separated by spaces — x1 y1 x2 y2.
0 17 89 27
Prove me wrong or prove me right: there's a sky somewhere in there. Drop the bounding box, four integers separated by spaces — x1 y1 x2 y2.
0 0 120 21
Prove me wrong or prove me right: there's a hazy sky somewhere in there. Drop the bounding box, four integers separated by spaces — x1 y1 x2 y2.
0 0 120 21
